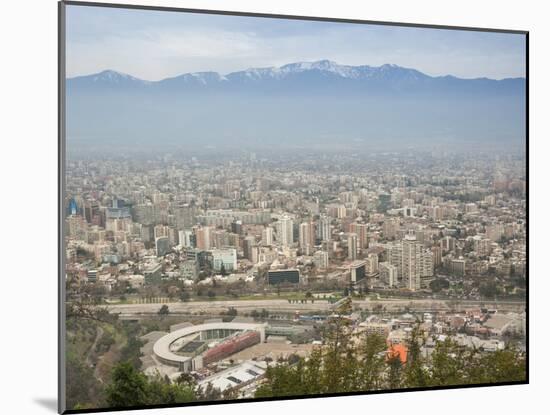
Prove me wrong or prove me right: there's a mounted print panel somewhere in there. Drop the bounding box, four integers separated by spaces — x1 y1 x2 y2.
59 1 528 413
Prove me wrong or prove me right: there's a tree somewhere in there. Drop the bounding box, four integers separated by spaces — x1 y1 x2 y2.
196 382 222 401
146 375 196 405
254 301 526 398
320 297 360 393
466 347 526 384
105 362 150 408
158 304 170 315
359 332 387 390
118 322 145 369
66 353 103 409
430 278 450 293
403 325 428 388
480 280 501 298
429 338 469 386
387 354 403 389
66 301 116 324
105 363 196 408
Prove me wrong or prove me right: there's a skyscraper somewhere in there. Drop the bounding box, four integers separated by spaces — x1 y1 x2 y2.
195 226 212 250
318 214 331 242
262 226 274 246
402 233 434 291
279 215 294 247
348 233 358 260
178 229 193 248
299 221 315 255
350 222 368 250
155 236 170 257
313 250 329 269
389 233 434 291
380 262 398 287
402 234 422 290
243 236 256 261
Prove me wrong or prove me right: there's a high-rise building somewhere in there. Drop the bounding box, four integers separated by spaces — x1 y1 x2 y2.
402 234 422 290
367 253 379 274
318 214 332 242
402 234 433 291
350 222 368 250
180 260 198 280
262 226 274 246
389 234 433 291
178 229 193 248
231 220 243 235
378 193 391 213
195 226 212 250
348 260 367 284
299 221 315 255
154 224 168 239
133 204 154 226
472 236 492 256
348 233 358 260
174 205 197 229
440 236 456 253
431 245 443 267
450 258 466 276
211 229 229 249
379 262 398 287
168 227 178 246
243 236 256 261
313 250 329 270
211 249 237 272
486 223 505 242
278 215 294 247
155 236 170 257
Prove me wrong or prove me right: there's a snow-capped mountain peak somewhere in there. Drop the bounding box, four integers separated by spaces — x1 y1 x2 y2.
68 61 521 90
91 70 145 83
278 60 358 77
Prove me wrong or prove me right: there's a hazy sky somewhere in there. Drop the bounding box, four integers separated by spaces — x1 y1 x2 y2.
66 4 526 81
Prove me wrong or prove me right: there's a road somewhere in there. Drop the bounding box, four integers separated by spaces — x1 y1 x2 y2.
105 297 526 317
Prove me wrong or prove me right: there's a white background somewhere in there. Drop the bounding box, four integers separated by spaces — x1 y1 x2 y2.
0 0 544 413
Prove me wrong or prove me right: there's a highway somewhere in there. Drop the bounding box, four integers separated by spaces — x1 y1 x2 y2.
105 297 526 317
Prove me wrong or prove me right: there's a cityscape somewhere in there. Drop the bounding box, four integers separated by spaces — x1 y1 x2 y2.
63 4 527 412
64 148 526 409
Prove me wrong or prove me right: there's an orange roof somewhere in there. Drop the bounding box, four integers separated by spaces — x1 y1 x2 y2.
387 344 408 364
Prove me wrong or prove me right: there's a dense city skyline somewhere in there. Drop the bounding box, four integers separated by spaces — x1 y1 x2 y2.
64 148 527 410
63 4 527 412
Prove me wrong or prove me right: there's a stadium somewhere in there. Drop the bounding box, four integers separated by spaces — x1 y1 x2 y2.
152 322 267 373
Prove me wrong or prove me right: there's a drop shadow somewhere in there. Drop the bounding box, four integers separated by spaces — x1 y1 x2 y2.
34 398 57 413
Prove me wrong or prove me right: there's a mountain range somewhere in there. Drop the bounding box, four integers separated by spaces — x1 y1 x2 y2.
66 60 526 150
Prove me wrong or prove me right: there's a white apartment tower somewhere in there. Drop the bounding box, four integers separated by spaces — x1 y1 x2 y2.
279 215 294 247
389 233 434 291
318 215 332 242
262 226 274 246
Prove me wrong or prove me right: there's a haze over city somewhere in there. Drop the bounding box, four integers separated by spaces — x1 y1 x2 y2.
63 4 527 412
